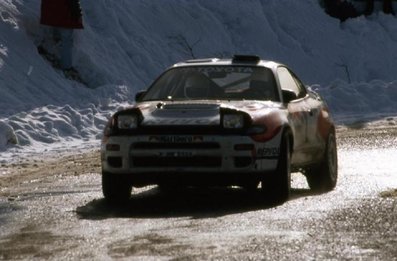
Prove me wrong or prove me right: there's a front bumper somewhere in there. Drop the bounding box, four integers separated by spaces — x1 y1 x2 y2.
101 133 282 186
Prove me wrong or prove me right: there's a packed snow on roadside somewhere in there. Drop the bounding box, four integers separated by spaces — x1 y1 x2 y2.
1 0 397 162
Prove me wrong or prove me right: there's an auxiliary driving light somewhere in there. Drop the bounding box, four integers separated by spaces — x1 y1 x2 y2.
223 114 244 129
117 115 138 129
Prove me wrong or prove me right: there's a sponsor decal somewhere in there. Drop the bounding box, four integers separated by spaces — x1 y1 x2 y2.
149 136 203 143
196 67 254 74
179 67 254 74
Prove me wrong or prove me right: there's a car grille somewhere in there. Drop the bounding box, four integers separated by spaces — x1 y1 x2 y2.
132 142 220 150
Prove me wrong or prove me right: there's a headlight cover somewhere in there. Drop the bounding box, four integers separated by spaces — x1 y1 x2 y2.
117 114 138 129
223 114 244 129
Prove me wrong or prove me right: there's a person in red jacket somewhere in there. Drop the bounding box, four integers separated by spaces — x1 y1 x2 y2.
39 0 83 73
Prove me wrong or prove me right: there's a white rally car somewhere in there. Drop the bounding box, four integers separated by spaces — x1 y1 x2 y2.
101 55 337 203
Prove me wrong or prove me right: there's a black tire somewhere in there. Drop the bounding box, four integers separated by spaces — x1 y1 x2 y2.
305 132 338 192
102 171 132 203
261 132 291 203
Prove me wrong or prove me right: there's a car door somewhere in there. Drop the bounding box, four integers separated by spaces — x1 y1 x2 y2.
292 75 326 155
276 66 312 165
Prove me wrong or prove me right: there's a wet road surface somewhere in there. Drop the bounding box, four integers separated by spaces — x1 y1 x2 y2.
0 125 396 260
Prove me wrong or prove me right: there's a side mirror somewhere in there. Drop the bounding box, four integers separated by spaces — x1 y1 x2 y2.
282 89 298 104
135 90 147 102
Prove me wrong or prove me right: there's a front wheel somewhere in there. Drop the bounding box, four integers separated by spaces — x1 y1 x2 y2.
102 172 132 203
305 132 338 192
261 132 291 203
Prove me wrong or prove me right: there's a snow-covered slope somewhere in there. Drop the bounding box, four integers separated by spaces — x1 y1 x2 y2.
1 0 397 155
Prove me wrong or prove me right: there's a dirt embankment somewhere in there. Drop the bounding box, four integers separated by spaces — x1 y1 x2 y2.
0 151 101 196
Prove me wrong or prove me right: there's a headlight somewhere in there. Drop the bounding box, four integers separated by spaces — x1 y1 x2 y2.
117 115 138 129
223 114 244 129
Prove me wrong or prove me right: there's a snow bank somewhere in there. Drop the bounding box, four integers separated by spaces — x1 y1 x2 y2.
0 121 18 151
314 80 397 123
0 0 397 156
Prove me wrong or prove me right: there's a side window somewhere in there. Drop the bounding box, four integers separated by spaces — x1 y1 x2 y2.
290 72 307 98
277 67 306 99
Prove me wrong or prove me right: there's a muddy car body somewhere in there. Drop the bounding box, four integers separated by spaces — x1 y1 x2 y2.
101 55 337 202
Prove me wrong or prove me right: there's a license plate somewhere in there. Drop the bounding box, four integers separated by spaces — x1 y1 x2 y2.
159 151 194 157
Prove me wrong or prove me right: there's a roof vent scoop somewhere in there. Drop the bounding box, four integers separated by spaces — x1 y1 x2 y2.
232 55 261 64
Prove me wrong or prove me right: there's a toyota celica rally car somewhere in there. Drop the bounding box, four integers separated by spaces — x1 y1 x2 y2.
101 55 338 203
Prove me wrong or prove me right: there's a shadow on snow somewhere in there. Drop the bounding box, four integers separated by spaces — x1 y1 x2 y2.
76 186 320 220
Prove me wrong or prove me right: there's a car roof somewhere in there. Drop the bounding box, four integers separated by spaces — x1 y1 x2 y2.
172 55 283 71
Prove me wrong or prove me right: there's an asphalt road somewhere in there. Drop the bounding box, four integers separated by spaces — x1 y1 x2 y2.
0 124 396 260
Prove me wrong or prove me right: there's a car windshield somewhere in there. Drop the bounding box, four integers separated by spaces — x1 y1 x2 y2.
141 66 280 102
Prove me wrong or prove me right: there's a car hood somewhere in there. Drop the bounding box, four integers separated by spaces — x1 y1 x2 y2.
135 100 284 126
